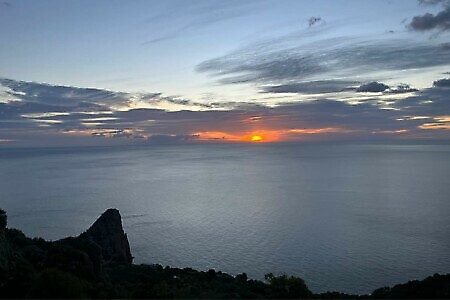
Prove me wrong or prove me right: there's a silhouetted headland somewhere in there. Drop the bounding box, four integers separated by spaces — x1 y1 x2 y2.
0 208 449 299
79 208 132 264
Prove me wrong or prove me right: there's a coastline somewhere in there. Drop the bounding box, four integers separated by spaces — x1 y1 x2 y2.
1 208 449 299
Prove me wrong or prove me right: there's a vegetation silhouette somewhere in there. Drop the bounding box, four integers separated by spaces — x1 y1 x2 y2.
0 208 449 299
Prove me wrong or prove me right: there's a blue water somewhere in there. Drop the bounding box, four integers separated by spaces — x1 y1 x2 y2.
0 144 449 293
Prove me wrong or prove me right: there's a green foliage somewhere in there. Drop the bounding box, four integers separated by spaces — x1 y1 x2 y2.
370 274 450 299
265 273 312 299
235 272 248 283
5 228 30 247
151 281 172 299
0 254 36 298
0 209 7 229
58 237 103 276
0 207 449 299
29 268 90 299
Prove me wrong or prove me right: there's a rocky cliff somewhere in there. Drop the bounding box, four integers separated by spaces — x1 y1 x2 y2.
79 208 132 264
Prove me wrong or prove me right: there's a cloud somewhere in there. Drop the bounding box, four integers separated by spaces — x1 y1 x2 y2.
265 81 419 96
409 6 450 31
385 84 419 94
357 82 390 93
1 77 449 147
418 0 449 6
441 42 450 50
0 2 11 8
433 78 450 87
197 38 450 90
89 129 146 139
72 87 450 142
392 83 450 116
147 134 199 144
0 78 130 108
141 0 259 46
0 78 228 146
262 80 358 94
308 17 323 27
0 78 213 111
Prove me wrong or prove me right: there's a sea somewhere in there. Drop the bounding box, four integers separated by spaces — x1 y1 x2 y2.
0 143 449 294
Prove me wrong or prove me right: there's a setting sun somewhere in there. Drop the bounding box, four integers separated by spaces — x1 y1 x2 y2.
251 135 263 142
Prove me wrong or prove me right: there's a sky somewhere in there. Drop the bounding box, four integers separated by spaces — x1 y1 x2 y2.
0 0 449 147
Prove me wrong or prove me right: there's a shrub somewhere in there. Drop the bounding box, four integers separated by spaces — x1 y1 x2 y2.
265 273 312 299
0 209 6 229
29 268 90 299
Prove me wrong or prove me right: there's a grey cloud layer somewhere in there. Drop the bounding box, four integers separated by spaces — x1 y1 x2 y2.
0 78 212 110
0 78 130 108
262 80 358 94
197 38 450 94
1 77 449 146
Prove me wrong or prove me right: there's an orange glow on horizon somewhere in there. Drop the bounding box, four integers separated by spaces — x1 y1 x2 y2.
66 127 354 143
194 127 352 143
193 131 279 142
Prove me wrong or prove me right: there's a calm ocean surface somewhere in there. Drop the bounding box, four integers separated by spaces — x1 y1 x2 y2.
0 144 449 293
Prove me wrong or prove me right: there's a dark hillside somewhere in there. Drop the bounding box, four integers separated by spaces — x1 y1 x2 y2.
0 208 448 299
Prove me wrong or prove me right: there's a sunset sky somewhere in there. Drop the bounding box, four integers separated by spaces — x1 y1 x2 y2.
0 0 449 146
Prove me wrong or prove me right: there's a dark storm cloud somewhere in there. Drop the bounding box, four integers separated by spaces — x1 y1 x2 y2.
433 78 450 87
409 6 450 31
197 39 450 88
263 80 359 94
357 82 390 93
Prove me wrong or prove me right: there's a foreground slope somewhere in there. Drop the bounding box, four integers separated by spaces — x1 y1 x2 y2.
0 208 448 299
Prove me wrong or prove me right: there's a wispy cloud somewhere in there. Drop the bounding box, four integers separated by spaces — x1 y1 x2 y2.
418 0 449 6
197 37 450 93
0 1 11 8
0 78 213 111
141 0 261 46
